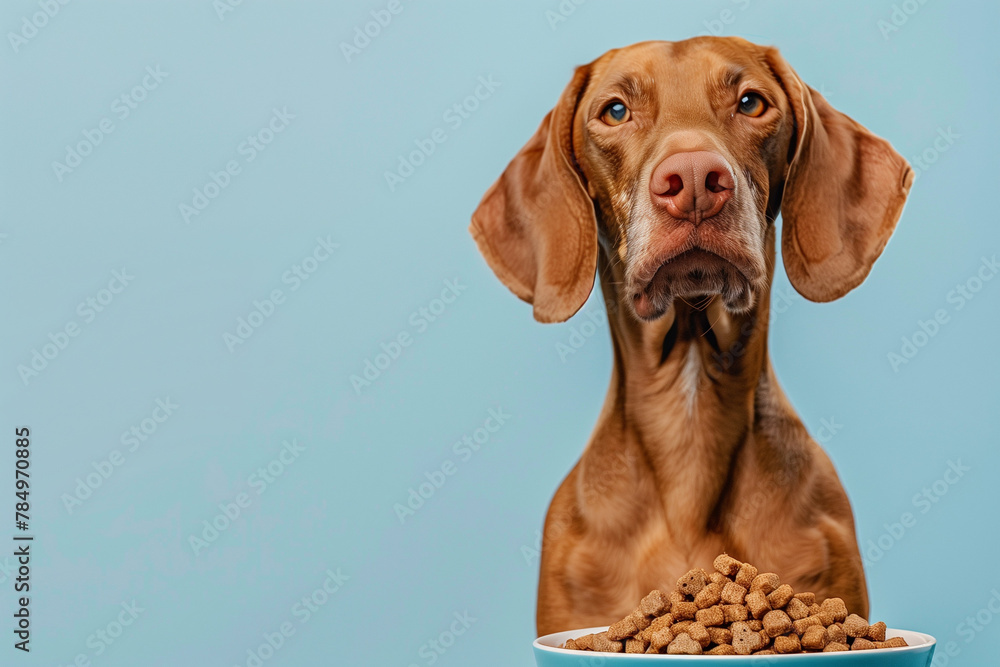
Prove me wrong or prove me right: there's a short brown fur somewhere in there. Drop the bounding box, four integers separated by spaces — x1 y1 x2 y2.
469 37 912 637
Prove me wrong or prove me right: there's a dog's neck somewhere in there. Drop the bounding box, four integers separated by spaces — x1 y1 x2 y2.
586 236 777 540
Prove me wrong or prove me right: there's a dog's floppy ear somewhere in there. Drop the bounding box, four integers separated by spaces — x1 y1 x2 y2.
767 49 913 302
469 65 597 323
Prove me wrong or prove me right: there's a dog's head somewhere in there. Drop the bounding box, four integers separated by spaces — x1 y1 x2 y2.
470 37 912 323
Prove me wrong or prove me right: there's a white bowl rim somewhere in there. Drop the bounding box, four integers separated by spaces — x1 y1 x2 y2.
534 626 936 659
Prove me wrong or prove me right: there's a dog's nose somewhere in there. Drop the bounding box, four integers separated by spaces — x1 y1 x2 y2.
649 151 734 223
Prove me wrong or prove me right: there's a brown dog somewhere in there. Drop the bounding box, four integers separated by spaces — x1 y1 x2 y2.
469 37 912 637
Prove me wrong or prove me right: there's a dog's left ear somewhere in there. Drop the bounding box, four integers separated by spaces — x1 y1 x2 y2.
766 49 914 302
469 65 597 323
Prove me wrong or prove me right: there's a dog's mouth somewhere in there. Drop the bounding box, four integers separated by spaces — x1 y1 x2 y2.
631 248 754 320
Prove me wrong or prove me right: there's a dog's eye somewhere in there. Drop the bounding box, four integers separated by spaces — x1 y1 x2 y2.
600 101 631 126
738 93 767 117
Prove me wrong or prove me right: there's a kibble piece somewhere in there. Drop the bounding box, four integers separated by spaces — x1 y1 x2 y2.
667 632 703 655
607 610 642 640
774 633 802 654
852 637 877 651
734 563 759 588
574 633 595 650
694 582 723 609
881 637 909 648
767 584 794 608
669 590 687 606
801 625 828 650
731 621 764 655
563 638 579 650
823 641 850 652
722 604 749 623
794 592 816 606
844 613 870 638
672 601 697 621
785 598 810 620
707 627 732 645
867 621 887 642
708 571 729 586
592 632 624 653
646 614 673 634
695 605 724 627
745 590 771 619
754 649 776 655
762 609 792 637
625 636 649 653
707 644 737 655
809 603 822 616
747 619 763 632
671 620 693 634
714 553 742 576
677 568 708 597
792 615 823 636
649 626 674 652
826 623 847 644
639 589 671 617
750 572 780 595
759 628 772 647
819 598 848 621
721 582 748 605
687 622 711 648
810 609 835 626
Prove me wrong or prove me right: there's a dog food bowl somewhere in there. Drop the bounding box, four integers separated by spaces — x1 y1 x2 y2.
533 626 935 666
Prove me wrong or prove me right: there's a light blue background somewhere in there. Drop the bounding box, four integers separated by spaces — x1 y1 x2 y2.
1 1 997 665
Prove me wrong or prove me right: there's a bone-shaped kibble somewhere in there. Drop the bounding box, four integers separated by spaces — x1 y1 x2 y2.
695 605 725 627
676 568 708 597
730 621 764 655
667 632 703 655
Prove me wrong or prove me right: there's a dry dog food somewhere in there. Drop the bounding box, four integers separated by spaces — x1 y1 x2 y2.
562 553 909 655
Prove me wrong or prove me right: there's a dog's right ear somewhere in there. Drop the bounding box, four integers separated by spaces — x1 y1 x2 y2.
469 65 597 324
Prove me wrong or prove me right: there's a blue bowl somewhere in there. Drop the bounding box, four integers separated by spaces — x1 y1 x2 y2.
533 626 935 666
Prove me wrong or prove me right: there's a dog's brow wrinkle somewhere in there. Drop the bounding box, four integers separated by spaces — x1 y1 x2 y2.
721 65 745 89
606 73 655 107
